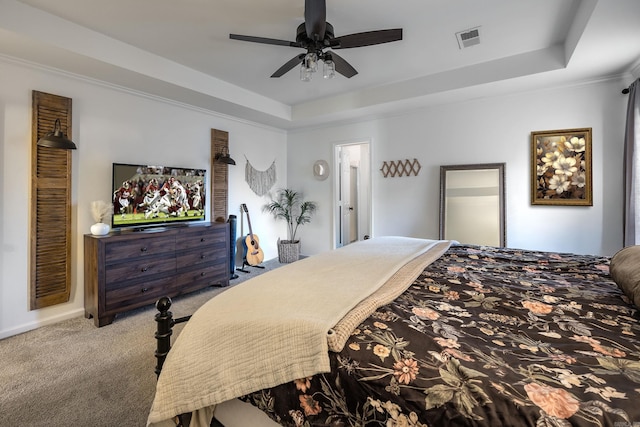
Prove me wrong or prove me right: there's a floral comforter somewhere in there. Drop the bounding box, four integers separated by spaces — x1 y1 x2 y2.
242 244 640 427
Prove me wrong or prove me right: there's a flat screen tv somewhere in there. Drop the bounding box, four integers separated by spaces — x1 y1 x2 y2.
111 163 206 230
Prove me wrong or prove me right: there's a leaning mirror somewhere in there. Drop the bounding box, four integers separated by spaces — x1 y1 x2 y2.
439 163 506 247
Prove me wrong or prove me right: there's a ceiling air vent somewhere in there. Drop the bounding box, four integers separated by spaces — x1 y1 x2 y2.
456 27 481 49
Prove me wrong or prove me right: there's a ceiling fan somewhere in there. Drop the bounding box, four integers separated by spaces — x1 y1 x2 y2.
229 0 402 80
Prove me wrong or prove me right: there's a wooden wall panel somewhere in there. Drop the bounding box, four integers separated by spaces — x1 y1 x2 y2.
211 129 229 222
30 91 72 310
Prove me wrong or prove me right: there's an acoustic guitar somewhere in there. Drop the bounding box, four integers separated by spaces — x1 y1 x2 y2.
241 203 264 266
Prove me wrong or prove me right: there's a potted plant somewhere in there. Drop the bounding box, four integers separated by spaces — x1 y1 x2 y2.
263 188 318 263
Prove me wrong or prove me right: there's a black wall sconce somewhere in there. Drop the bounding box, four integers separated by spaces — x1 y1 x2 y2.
37 118 77 150
215 147 236 165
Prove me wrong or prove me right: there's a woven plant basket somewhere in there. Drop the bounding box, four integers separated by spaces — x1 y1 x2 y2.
278 239 300 263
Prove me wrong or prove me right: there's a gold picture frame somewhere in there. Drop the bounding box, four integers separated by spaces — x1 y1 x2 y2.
531 127 592 206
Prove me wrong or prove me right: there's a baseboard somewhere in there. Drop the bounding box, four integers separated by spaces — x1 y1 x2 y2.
0 308 85 340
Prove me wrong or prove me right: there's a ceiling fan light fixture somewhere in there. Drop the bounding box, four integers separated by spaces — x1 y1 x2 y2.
230 0 402 81
304 52 318 72
323 58 335 79
300 64 313 82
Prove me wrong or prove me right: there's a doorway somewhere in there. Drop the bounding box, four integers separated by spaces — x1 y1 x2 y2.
334 142 371 248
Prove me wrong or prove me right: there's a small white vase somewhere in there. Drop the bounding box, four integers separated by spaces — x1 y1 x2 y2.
90 223 110 236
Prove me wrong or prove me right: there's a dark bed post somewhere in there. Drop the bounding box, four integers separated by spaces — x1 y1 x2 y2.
155 296 174 378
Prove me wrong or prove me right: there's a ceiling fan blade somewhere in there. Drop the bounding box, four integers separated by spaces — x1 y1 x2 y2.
304 0 326 40
330 28 402 49
271 54 306 78
230 34 300 48
328 51 358 78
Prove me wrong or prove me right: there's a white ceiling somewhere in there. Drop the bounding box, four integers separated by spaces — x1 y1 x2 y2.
1 0 639 129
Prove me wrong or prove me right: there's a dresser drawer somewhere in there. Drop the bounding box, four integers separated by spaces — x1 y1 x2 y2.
176 246 227 269
105 276 174 312
105 253 176 284
105 235 175 263
175 226 226 251
174 263 228 289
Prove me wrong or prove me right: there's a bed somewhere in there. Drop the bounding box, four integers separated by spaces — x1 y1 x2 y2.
148 237 640 427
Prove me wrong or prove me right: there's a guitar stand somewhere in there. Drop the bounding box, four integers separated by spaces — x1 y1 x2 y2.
237 258 265 273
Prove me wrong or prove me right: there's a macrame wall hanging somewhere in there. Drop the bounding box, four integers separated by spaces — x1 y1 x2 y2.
245 156 276 196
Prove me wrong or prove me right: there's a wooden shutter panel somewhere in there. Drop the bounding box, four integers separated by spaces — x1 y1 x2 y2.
211 129 229 221
30 91 73 310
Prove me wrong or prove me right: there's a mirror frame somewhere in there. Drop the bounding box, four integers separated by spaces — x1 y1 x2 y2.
439 163 506 247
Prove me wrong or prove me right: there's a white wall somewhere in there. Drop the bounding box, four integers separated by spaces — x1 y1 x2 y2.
0 57 287 338
288 79 627 258
0 54 630 339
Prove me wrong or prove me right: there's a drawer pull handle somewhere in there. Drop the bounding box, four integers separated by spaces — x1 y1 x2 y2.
200 254 206 259
200 238 205 242
200 272 206 276
141 287 149 293
141 267 148 272
141 247 148 252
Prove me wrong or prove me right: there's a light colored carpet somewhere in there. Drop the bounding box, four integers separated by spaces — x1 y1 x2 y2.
0 259 283 427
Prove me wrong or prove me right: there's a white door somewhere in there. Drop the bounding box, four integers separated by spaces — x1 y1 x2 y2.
337 147 351 248
348 165 359 243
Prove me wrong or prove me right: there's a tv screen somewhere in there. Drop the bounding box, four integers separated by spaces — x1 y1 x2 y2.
111 163 206 230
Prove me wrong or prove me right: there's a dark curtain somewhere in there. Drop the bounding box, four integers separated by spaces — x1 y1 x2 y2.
624 78 640 246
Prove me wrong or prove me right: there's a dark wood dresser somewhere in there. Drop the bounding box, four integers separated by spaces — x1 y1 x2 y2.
84 222 229 327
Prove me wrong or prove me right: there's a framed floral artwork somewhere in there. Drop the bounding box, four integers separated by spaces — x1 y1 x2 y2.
531 127 592 206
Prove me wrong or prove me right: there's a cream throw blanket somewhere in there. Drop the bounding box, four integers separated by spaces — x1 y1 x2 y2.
147 237 451 427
